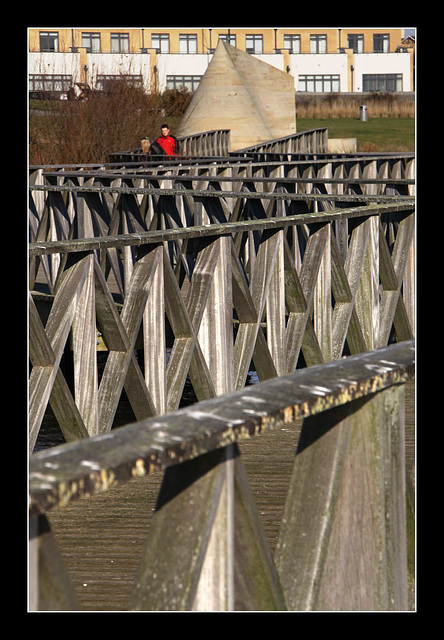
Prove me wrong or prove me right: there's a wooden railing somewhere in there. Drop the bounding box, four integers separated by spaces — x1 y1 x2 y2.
29 181 415 452
28 149 416 610
29 151 415 193
29 339 415 611
107 128 330 164
234 128 329 156
109 129 231 163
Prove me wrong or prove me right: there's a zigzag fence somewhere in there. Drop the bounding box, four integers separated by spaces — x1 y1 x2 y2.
29 340 415 610
28 149 415 610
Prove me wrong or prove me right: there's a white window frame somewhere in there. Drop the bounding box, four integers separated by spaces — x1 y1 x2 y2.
39 31 59 52
347 34 364 53
82 32 101 53
179 34 197 54
110 33 129 53
246 34 263 54
152 33 170 53
284 34 301 53
298 74 340 93
310 34 327 54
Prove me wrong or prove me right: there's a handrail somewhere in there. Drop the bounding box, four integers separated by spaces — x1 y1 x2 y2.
233 128 329 155
109 129 231 161
29 340 414 611
29 201 414 257
29 150 415 174
29 339 414 517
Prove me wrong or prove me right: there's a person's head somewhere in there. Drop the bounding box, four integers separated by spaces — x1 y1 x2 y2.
160 124 170 137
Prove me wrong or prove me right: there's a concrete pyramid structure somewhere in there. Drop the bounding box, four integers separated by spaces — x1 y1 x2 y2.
176 40 296 151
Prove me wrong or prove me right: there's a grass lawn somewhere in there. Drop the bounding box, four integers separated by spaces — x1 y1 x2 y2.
296 118 415 152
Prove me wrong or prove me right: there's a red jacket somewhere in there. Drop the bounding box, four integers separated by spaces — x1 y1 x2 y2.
155 135 178 156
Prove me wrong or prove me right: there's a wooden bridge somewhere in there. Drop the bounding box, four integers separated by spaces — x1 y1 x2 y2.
28 129 415 611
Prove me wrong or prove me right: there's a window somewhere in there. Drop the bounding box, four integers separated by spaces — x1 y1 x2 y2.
152 33 170 53
96 75 143 90
166 75 202 91
110 33 129 53
298 74 340 92
310 34 327 53
347 34 363 53
246 34 263 54
373 34 390 53
82 32 101 53
39 31 59 52
219 34 236 47
179 34 197 54
363 74 402 92
284 34 301 53
29 74 71 95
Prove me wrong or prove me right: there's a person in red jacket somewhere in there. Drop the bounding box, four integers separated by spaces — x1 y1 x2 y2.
154 124 179 157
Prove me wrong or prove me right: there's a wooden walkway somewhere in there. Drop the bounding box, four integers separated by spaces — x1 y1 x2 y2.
29 146 415 611
44 378 414 612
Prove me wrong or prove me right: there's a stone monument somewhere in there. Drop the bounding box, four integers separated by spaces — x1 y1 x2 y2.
177 39 296 152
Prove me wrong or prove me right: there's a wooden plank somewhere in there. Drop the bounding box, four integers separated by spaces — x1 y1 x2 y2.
331 217 370 358
129 448 229 611
232 447 287 610
29 257 90 453
266 230 286 375
71 254 99 436
143 246 166 414
355 215 380 350
98 248 162 432
29 514 81 611
379 212 415 347
163 238 219 410
313 222 332 361
197 235 234 396
285 223 328 369
275 385 408 611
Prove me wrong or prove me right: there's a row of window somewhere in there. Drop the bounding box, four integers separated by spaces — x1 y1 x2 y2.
38 31 393 54
29 73 403 94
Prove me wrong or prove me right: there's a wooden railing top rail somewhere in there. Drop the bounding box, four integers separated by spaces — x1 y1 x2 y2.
35 169 415 187
233 128 328 152
29 339 414 518
29 182 414 203
29 151 415 174
29 201 415 257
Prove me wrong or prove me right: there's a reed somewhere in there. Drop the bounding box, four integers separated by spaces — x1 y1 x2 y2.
295 92 414 119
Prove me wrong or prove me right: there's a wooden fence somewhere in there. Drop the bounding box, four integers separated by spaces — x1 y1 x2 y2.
109 129 232 164
234 128 328 156
107 128 328 163
29 187 414 452
29 339 415 611
28 147 416 610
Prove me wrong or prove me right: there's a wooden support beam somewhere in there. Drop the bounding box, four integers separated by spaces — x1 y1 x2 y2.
275 385 408 611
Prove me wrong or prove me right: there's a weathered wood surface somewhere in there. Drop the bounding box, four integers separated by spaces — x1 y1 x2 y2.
29 198 415 454
29 341 414 611
29 148 416 611
34 378 414 611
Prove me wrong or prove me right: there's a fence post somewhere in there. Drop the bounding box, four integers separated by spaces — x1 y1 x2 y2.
29 514 81 611
275 384 408 611
129 447 234 611
355 215 380 350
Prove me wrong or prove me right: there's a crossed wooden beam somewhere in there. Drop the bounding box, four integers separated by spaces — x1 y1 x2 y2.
29 204 414 454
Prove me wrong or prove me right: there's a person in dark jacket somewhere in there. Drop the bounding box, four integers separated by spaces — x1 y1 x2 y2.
154 124 179 156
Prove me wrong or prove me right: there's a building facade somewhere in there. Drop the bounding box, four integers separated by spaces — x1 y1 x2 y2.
28 27 415 98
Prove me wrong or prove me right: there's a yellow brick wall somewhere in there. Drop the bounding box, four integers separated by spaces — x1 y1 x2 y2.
29 27 404 54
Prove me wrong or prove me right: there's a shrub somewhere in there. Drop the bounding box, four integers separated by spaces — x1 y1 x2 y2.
29 83 193 165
